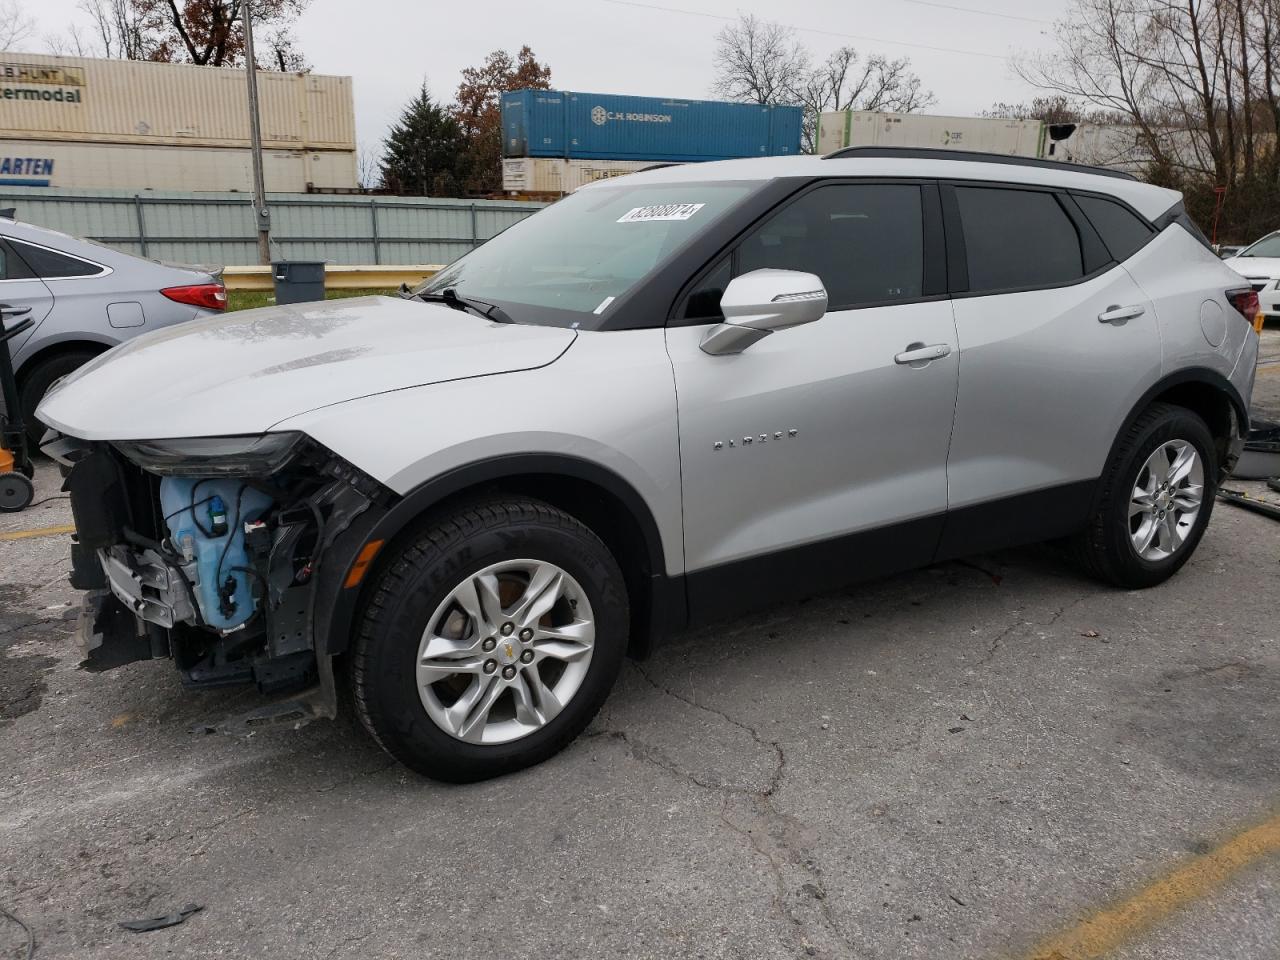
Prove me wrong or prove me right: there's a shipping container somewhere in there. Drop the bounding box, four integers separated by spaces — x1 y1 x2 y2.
1043 124 1151 173
502 89 803 162
0 138 356 192
0 52 356 191
818 110 1046 158
501 157 654 194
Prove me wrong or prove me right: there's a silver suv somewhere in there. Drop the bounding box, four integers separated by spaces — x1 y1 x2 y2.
39 148 1258 781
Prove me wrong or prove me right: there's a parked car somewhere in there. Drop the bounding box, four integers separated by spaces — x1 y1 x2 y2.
0 214 226 445
1223 231 1280 326
38 148 1258 782
1216 244 1245 259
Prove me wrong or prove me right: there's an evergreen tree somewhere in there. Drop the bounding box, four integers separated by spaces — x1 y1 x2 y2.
379 86 467 196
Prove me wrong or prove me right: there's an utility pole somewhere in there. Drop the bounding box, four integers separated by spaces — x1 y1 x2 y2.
242 0 271 265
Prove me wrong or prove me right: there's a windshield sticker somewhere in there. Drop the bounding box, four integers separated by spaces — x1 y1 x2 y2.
593 296 616 315
617 203 705 223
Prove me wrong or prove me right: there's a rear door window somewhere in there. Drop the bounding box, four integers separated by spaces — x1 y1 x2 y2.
1073 194 1155 263
8 239 105 279
954 186 1084 293
737 183 925 310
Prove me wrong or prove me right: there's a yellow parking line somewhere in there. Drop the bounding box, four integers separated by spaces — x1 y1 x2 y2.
0 523 76 542
1026 812 1280 959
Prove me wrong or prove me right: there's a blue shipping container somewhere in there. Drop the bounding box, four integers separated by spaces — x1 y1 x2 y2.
502 90 804 162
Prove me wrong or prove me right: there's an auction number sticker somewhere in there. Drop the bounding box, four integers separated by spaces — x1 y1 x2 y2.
617 203 705 223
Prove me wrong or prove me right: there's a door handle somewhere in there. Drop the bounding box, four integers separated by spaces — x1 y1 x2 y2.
1098 304 1144 324
894 342 951 365
0 304 31 317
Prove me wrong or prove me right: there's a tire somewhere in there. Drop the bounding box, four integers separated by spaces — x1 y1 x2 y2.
1073 402 1217 588
18 351 100 449
0 471 34 512
351 497 629 782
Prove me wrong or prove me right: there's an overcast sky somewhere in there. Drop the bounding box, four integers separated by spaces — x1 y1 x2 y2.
24 0 1069 155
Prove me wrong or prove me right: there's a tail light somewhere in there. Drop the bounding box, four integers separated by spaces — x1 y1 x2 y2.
1226 287 1261 332
161 283 227 311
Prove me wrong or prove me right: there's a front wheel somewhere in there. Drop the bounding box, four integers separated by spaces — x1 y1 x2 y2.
351 497 629 782
1073 402 1217 588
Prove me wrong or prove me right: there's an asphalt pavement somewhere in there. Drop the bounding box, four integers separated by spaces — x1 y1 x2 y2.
2 332 1279 959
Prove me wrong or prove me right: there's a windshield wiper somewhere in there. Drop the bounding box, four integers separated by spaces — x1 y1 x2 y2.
416 287 514 324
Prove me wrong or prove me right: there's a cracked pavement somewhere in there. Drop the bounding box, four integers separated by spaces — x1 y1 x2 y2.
3 407 1280 959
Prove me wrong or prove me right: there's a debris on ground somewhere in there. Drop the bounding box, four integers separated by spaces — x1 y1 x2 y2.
118 903 203 933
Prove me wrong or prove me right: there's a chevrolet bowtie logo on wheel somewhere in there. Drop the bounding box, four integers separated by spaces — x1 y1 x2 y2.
591 106 608 126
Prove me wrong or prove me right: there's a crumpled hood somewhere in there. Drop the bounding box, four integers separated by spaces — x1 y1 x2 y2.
38 295 577 441
1224 255 1280 280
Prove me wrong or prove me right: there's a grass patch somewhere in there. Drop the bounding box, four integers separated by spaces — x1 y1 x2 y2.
227 287 398 312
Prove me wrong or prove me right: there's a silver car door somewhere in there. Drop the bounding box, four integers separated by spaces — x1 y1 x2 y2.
937 183 1160 558
665 181 959 622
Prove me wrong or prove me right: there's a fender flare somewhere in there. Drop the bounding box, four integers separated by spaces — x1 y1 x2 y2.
314 453 673 657
1096 366 1249 500
1120 366 1249 437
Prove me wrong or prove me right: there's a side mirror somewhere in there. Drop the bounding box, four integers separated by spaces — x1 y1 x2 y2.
699 269 827 356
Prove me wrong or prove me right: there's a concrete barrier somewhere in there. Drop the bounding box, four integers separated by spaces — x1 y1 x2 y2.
222 264 445 291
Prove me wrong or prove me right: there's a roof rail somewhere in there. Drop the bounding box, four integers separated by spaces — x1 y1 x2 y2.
637 162 685 172
822 146 1138 181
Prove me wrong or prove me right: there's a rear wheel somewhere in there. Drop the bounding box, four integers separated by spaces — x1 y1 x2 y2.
351 497 628 782
1074 402 1216 588
18 350 100 449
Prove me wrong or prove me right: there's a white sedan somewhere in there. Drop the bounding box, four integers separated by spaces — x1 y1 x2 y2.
1224 231 1280 324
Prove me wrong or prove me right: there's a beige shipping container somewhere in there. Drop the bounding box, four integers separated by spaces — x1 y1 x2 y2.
0 52 355 149
0 138 357 191
818 110 1046 158
502 157 653 194
0 52 356 191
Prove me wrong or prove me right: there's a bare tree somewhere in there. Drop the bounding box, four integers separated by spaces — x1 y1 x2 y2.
355 145 381 191
0 0 36 49
1019 0 1280 238
74 0 150 59
793 47 936 150
711 14 810 105
45 24 98 56
711 14 933 152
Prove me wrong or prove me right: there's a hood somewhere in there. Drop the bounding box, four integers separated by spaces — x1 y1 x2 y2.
38 295 577 441
1224 256 1280 280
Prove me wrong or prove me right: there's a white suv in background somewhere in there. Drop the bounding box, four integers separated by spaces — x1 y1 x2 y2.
1223 231 1280 323
39 148 1258 782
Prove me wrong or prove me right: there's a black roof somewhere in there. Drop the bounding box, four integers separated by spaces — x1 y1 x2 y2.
822 146 1138 181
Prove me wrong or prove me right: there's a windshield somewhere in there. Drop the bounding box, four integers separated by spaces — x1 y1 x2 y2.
416 181 758 328
1239 233 1280 258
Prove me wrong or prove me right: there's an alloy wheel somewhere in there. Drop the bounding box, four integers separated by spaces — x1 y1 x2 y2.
416 559 596 744
1128 439 1204 562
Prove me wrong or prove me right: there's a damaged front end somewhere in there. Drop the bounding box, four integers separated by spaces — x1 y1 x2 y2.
47 431 391 718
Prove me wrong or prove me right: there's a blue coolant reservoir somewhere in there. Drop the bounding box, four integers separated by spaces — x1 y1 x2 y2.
159 478 274 631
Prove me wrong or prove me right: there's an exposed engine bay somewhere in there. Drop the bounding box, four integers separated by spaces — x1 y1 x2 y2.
47 433 390 708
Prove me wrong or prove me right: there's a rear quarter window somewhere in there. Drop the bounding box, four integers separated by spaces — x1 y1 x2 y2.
1074 194 1155 263
8 239 105 279
0 239 36 281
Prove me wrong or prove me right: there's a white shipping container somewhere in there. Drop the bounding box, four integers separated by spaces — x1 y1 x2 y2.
1044 124 1151 173
0 52 355 150
0 138 356 192
818 111 1046 158
502 158 653 194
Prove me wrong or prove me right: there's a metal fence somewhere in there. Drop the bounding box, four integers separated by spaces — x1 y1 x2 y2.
0 188 547 266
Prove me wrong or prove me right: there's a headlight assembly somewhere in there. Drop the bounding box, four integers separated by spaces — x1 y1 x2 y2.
113 432 305 477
